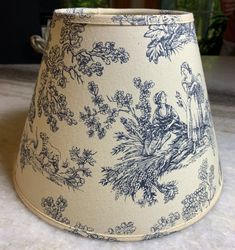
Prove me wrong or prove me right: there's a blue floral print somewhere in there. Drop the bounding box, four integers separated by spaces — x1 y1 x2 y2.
181 159 216 221
144 21 196 63
20 130 96 189
37 70 77 132
107 222 136 235
111 13 179 26
144 212 180 240
32 12 129 132
80 81 119 139
41 196 70 224
40 195 122 241
79 72 215 207
112 14 196 63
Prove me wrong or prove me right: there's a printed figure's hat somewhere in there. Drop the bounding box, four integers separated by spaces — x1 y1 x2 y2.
13 8 223 241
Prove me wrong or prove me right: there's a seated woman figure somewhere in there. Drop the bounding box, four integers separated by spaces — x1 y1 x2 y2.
143 91 183 156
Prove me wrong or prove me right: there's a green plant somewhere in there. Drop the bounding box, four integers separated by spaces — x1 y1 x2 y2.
65 0 109 8
199 15 227 55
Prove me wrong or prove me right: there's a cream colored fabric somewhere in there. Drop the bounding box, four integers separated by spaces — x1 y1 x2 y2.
13 8 223 241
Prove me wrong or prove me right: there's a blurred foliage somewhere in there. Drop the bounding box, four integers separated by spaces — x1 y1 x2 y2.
63 0 109 7
199 15 227 55
176 0 227 55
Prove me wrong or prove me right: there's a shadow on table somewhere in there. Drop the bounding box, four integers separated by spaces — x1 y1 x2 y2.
0 109 27 187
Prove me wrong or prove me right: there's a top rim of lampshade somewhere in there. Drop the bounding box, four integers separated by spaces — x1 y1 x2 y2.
53 8 194 25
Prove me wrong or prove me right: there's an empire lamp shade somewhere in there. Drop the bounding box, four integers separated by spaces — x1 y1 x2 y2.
13 8 223 241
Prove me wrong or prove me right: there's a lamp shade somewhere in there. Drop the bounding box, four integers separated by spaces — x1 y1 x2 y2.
14 8 223 241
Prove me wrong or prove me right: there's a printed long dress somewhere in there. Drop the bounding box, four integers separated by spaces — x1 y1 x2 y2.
143 104 184 156
182 75 203 142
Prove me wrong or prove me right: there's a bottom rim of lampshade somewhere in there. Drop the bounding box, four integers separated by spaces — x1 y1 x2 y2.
12 168 223 242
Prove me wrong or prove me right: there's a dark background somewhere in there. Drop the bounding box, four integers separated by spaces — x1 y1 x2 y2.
0 0 226 63
0 0 61 63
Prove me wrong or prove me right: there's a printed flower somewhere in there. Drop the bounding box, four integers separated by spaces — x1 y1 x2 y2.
92 95 104 106
115 132 129 141
41 196 71 224
60 217 70 225
133 77 142 88
87 129 95 138
117 48 129 63
180 159 216 220
56 195 68 211
112 91 133 108
82 149 96 166
69 146 81 161
85 116 98 129
41 196 54 208
107 222 136 235
88 81 98 95
97 127 106 139
151 212 180 234
113 90 124 106
99 104 109 114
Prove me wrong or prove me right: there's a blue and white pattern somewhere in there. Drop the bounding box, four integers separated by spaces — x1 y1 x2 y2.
177 62 216 154
111 13 180 26
181 159 216 221
33 13 129 132
37 70 78 132
112 14 196 63
144 22 196 63
71 223 117 241
16 8 222 241
144 212 180 240
79 81 120 139
40 195 180 241
107 222 136 235
78 72 213 207
51 8 92 29
41 195 70 224
20 129 96 190
41 195 117 241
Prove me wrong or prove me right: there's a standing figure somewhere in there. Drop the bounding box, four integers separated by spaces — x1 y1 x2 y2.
181 62 204 153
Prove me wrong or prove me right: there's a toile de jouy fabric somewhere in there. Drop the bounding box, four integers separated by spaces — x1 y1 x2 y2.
13 8 223 241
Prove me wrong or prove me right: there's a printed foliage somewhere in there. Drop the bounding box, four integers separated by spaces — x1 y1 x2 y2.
41 196 70 224
20 130 96 190
33 13 129 132
181 159 216 221
27 91 36 132
37 70 77 132
112 14 196 63
107 222 136 235
144 21 197 63
40 195 120 241
144 212 180 240
81 72 215 207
